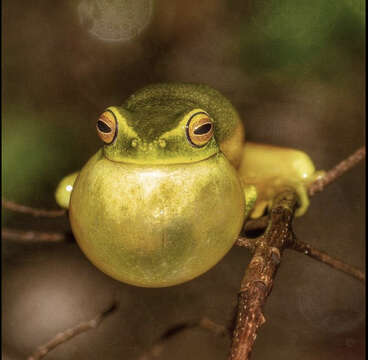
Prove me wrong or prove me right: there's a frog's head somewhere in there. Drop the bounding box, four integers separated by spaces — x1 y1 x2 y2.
96 83 244 166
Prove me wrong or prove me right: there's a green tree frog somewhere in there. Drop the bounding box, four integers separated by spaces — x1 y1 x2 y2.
55 83 323 287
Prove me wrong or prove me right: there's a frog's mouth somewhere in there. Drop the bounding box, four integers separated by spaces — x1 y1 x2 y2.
102 148 220 166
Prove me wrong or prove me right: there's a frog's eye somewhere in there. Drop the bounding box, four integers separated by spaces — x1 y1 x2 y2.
96 110 117 144
186 112 214 148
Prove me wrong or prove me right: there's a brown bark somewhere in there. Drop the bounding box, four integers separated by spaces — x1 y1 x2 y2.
2 228 67 242
27 302 117 360
137 318 229 360
2 199 66 217
229 190 298 360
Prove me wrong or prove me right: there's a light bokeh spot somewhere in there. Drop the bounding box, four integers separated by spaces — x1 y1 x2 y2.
78 0 154 42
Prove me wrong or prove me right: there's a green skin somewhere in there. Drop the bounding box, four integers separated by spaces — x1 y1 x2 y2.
56 83 323 287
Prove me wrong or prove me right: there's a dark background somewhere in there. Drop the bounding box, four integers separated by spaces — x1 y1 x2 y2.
2 1 365 359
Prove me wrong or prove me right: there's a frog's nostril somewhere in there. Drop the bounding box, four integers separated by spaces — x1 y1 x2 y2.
130 139 167 151
140 142 148 151
159 139 167 148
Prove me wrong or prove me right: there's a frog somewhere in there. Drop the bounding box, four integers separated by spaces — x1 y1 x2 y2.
55 83 324 287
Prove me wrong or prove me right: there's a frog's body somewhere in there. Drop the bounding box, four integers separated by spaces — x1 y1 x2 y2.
56 83 323 287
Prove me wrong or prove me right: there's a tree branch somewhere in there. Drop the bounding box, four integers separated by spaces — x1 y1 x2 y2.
2 199 66 217
243 216 268 233
27 302 118 360
229 190 298 360
308 146 366 197
236 235 365 283
289 237 365 282
138 317 229 360
235 236 260 253
2 228 67 243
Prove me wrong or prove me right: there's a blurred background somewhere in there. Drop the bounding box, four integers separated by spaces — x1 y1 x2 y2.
2 0 365 359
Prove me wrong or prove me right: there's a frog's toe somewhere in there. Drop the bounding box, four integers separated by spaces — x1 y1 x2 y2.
250 200 269 219
311 170 326 182
294 185 310 217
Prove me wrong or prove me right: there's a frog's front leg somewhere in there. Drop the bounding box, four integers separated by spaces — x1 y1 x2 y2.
55 172 79 209
238 142 324 218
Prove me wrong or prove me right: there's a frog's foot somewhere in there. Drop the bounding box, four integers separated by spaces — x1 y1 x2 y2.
247 175 325 218
250 187 308 218
293 170 325 216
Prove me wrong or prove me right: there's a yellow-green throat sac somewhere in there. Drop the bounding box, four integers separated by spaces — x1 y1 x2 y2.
69 150 244 287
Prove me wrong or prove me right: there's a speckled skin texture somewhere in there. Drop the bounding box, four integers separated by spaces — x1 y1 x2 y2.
56 82 320 287
69 150 244 287
124 83 241 142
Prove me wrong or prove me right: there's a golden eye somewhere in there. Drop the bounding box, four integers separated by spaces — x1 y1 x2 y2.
186 112 214 147
96 110 117 144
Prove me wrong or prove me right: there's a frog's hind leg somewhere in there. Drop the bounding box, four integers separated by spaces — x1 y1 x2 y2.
238 142 323 218
55 172 79 209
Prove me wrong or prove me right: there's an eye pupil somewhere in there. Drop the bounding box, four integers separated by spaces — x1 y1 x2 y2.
186 111 214 148
194 123 212 135
97 120 111 133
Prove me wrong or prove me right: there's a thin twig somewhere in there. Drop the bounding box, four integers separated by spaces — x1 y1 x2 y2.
236 235 365 282
308 146 366 197
235 236 258 252
2 199 66 217
138 318 229 360
198 317 230 337
243 216 269 233
229 190 298 360
28 302 118 360
2 228 67 243
289 237 365 282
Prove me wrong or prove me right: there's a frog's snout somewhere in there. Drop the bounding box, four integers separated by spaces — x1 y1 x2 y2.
130 138 167 152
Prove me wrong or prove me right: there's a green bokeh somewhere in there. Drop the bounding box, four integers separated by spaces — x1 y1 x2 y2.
238 0 365 80
2 107 84 222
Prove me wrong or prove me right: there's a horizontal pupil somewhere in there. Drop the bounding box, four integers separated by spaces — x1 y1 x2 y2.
97 120 112 133
194 123 212 135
